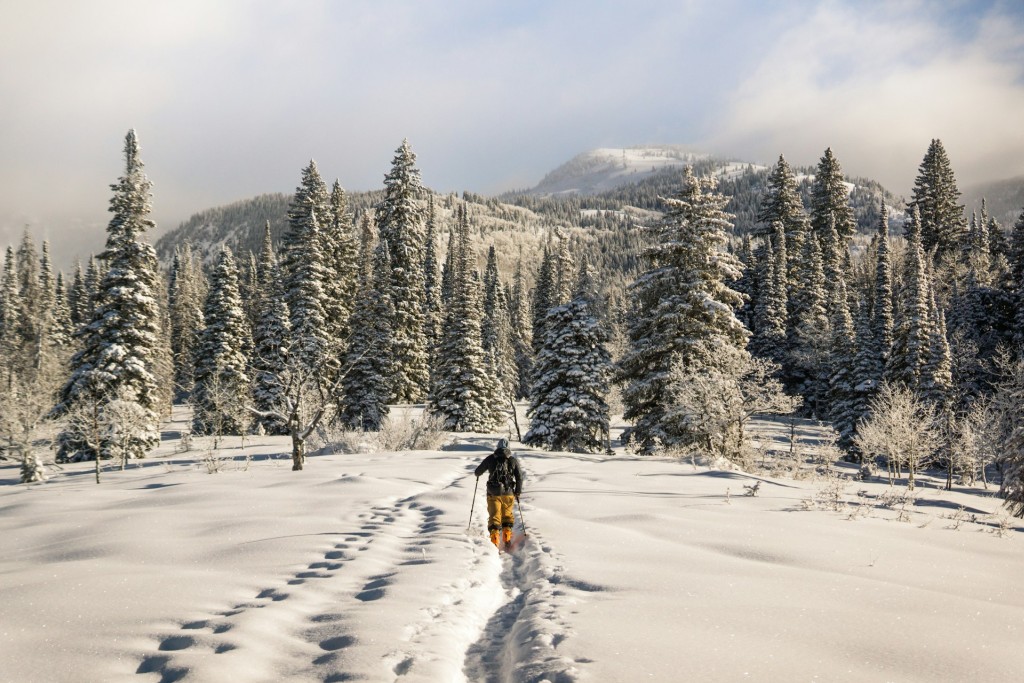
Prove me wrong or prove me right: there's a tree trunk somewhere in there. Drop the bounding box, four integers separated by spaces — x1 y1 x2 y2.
291 432 304 471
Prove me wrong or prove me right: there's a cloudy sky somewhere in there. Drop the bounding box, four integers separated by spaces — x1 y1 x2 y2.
2 0 1023 266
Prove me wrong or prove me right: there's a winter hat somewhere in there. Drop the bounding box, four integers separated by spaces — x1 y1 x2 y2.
497 438 509 449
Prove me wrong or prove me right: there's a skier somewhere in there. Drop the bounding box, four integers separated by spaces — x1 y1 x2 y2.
474 438 523 549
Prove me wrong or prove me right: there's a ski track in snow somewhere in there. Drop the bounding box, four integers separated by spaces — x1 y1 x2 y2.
134 458 594 682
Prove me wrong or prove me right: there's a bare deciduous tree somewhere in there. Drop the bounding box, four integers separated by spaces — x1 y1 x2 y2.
853 382 940 490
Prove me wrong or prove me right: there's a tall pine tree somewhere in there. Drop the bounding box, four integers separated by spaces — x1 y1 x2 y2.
525 257 612 452
428 206 500 432
192 247 252 436
377 139 430 403
910 139 965 257
55 130 162 461
618 167 749 448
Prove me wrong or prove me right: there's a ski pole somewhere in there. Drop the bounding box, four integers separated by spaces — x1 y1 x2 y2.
516 496 527 534
467 476 480 531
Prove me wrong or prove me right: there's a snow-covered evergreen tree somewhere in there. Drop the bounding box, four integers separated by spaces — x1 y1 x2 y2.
251 258 291 435
993 359 1024 517
790 233 830 416
51 272 73 349
423 196 444 376
550 228 575 308
377 139 430 403
531 245 555 357
82 255 101 317
68 260 86 328
618 166 749 449
508 256 534 398
0 247 19 375
1011 209 1024 347
922 284 953 406
54 130 162 461
281 160 330 379
887 206 931 391
191 247 252 436
15 230 44 357
910 139 965 258
321 180 359 365
168 243 205 398
525 257 612 452
810 147 856 242
827 275 859 451
872 204 895 372
339 215 393 431
481 245 517 400
428 206 500 432
749 237 787 361
758 154 808 287
733 233 756 330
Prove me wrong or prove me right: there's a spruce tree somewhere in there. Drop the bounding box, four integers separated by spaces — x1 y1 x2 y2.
1011 209 1024 346
910 139 965 257
550 228 575 308
16 230 44 356
83 255 101 315
508 256 534 398
281 161 331 379
481 245 517 400
827 276 859 451
55 130 162 461
790 233 830 416
758 154 808 286
428 206 500 432
251 261 291 435
377 139 430 403
339 215 393 431
69 260 86 328
531 246 555 356
191 247 252 436
423 196 444 375
750 238 787 362
51 272 73 349
525 257 612 452
321 180 359 363
872 204 895 372
618 166 749 448
887 207 932 391
810 147 856 242
922 284 953 405
168 244 205 398
0 247 19 385
734 233 756 330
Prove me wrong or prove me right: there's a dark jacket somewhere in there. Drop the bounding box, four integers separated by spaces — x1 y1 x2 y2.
474 448 523 497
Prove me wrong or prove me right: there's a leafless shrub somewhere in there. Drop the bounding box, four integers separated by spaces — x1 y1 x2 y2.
986 511 1014 538
380 410 448 451
945 505 967 530
815 468 849 512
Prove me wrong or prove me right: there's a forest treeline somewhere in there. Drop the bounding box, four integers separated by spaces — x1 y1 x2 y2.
2 132 1023 518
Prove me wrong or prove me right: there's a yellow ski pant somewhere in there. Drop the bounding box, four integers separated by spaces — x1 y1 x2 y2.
486 494 516 531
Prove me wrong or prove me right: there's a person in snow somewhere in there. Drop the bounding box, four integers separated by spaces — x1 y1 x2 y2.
474 438 523 548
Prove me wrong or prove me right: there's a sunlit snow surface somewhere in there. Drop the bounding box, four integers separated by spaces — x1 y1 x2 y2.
2 410 1023 682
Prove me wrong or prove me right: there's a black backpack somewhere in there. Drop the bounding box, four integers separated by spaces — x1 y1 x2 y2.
490 452 516 493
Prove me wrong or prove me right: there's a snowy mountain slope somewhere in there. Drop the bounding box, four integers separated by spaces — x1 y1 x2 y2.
529 146 711 196
2 408 1023 682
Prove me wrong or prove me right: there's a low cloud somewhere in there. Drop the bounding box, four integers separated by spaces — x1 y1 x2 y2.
708 1 1024 193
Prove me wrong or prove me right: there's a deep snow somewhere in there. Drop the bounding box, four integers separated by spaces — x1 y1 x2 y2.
2 410 1023 682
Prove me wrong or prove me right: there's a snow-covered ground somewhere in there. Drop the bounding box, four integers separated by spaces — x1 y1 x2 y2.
2 411 1023 682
